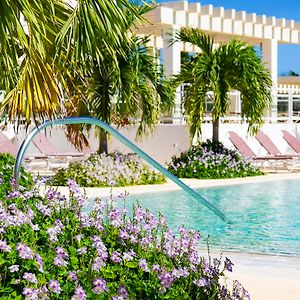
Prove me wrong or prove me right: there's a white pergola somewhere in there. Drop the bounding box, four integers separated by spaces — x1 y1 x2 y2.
136 1 300 121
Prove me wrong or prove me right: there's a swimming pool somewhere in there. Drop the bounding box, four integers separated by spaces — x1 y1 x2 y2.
123 179 300 256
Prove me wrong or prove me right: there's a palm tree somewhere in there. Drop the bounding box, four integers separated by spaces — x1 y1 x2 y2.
63 3 174 153
174 27 273 142
0 0 71 124
287 70 299 76
0 0 140 126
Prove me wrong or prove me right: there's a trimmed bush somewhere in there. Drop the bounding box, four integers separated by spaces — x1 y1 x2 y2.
0 179 249 299
168 140 263 179
52 153 166 187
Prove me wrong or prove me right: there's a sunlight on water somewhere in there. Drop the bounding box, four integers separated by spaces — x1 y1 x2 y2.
118 179 300 256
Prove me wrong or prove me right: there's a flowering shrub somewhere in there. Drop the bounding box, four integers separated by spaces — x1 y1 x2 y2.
52 153 166 187
0 179 250 299
0 153 33 198
168 140 263 179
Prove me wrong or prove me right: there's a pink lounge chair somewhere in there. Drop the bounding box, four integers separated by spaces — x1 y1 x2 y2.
228 131 293 170
32 132 91 158
0 132 18 156
282 130 300 153
228 131 256 158
255 130 300 158
255 130 281 156
0 131 49 170
32 132 92 170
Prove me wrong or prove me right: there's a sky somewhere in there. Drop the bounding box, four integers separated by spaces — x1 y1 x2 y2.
158 0 300 75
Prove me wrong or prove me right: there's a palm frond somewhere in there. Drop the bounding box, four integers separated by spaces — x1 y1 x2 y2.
173 27 214 55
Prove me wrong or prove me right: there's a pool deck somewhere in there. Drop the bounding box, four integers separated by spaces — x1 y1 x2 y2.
54 172 300 300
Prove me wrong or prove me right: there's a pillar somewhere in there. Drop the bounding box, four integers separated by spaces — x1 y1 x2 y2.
163 26 182 122
262 39 278 122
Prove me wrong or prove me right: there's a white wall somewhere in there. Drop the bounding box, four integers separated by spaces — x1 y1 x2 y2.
11 123 300 165
107 125 191 164
201 123 300 156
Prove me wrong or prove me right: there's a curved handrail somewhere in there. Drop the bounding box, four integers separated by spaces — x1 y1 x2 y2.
13 117 226 221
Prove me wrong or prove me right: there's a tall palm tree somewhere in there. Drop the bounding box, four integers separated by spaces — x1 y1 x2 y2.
174 27 273 142
63 3 174 153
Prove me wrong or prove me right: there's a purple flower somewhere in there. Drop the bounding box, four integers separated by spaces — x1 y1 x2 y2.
8 265 19 273
111 251 122 263
152 264 160 272
54 256 68 267
22 287 39 299
92 277 107 294
108 208 122 226
6 190 21 199
119 229 129 240
224 257 234 272
35 253 44 273
68 272 78 282
92 256 106 271
134 207 146 221
71 285 87 300
118 285 128 298
0 240 11 252
123 252 134 261
16 243 34 259
55 247 68 259
158 269 174 289
74 234 84 241
48 280 62 294
23 272 38 284
77 247 87 255
193 277 211 288
138 259 149 272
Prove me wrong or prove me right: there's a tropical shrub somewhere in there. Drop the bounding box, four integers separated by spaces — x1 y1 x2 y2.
168 140 263 179
52 153 166 187
0 153 33 198
0 179 250 299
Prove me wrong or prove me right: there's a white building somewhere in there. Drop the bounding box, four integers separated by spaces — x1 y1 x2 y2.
136 1 300 123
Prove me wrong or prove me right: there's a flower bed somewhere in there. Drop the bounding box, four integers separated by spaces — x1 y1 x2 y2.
52 153 166 187
168 141 263 179
0 177 249 299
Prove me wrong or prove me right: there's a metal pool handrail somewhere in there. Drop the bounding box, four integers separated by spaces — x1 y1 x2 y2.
13 117 226 221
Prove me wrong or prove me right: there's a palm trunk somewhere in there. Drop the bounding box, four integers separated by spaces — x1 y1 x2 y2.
212 117 220 142
98 129 108 154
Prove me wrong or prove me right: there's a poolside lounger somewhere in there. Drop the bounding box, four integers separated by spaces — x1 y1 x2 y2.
228 131 256 158
282 130 300 153
0 131 18 156
32 132 91 169
255 130 300 158
0 131 49 170
228 131 293 171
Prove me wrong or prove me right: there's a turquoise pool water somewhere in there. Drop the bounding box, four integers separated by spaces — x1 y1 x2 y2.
123 179 300 256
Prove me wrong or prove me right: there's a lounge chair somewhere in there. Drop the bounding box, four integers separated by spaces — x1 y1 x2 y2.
282 130 300 153
255 130 300 158
228 131 293 171
228 131 256 158
32 132 91 169
0 131 49 170
0 132 18 156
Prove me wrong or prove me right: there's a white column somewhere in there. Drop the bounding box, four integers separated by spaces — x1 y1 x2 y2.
262 39 278 122
288 90 293 123
163 26 182 122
